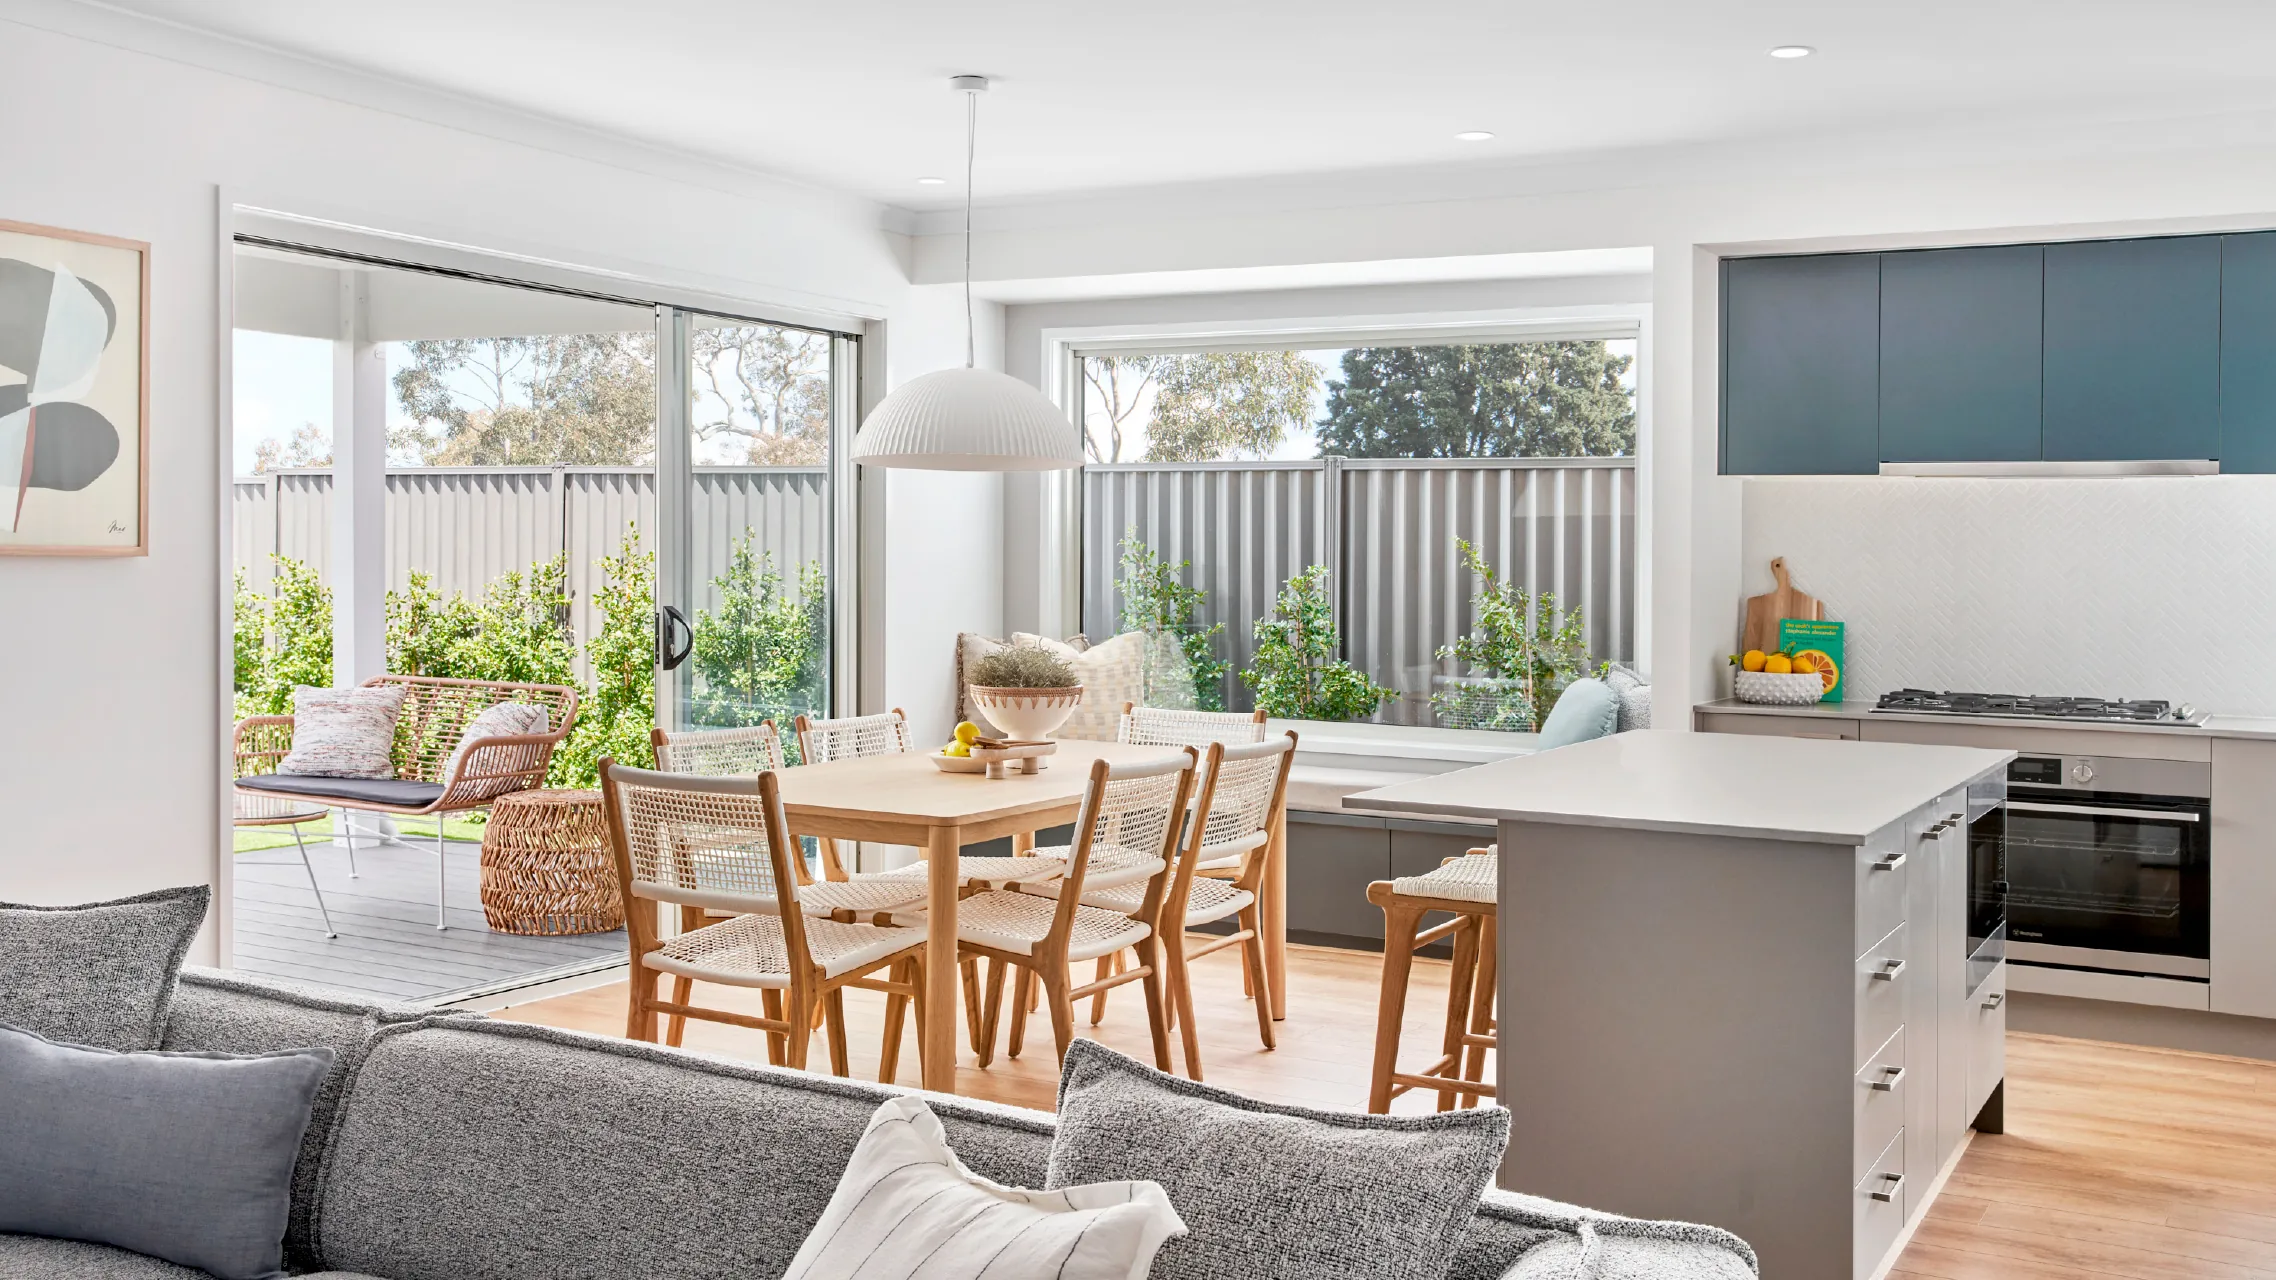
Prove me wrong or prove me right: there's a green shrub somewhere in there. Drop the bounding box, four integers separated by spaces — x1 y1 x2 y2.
1431 538 1597 731
232 568 268 711
241 556 334 716
1239 565 1393 722
688 536 827 746
1116 533 1229 711
552 524 657 785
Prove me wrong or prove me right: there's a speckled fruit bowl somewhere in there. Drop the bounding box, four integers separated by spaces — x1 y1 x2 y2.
1733 670 1828 706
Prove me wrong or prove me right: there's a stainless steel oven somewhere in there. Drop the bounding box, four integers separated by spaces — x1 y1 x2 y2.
2003 754 2210 980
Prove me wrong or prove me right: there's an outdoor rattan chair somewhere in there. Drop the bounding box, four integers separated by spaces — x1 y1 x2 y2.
598 761 928 1079
233 675 579 929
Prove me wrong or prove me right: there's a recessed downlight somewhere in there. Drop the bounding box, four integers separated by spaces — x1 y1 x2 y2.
1454 130 1495 142
916 176 948 185
1768 44 1815 59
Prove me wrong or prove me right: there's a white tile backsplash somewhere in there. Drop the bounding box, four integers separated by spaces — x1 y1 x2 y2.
1741 476 2276 715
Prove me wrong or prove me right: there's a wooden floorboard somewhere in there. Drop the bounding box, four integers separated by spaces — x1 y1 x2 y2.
231 835 622 1004
500 949 2276 1276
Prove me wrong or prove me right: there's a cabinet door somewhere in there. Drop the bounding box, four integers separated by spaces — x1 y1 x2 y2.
1880 245 2044 463
1721 254 1881 475
2043 236 2221 461
1284 814 1390 943
2221 232 2276 473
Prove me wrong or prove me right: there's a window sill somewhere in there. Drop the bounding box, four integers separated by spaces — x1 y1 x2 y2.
1265 717 1537 766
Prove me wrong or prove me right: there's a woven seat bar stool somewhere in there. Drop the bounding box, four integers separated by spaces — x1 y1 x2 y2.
959 749 1193 1071
598 761 928 1081
1366 848 1499 1113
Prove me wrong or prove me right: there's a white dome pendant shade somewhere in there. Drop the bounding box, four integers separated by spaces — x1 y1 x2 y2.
853 367 1083 470
853 74 1083 473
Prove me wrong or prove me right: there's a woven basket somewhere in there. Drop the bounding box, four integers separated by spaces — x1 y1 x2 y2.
1733 670 1830 706
479 788 624 935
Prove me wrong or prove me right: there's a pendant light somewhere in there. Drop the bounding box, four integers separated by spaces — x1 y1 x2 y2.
853 75 1084 471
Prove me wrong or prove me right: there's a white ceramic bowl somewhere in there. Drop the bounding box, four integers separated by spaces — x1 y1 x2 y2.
929 754 987 774
966 685 1084 740
1733 670 1829 706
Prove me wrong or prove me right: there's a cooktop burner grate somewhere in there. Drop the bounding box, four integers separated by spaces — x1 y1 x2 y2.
1873 688 2199 724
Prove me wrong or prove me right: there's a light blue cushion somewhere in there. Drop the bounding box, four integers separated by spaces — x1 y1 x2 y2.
0 1022 334 1280
1536 677 1620 749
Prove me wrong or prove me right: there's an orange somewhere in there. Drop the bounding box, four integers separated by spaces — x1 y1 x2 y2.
1763 654 1793 675
1793 649 1839 695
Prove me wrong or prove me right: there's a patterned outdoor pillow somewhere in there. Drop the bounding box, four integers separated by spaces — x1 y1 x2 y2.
278 684 408 779
1048 1038 1508 1280
441 701 549 785
787 1095 1184 1280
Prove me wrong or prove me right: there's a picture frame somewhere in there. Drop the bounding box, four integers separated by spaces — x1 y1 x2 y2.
0 218 150 557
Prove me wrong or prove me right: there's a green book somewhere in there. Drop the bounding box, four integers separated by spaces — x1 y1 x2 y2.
1778 618 1845 704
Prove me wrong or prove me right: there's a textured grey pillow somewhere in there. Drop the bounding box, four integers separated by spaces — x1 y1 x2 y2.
0 885 208 1050
1047 1039 1510 1280
0 1021 335 1280
1603 664 1654 733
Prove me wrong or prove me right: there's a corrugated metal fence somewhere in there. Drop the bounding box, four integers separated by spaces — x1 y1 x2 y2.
233 466 829 678
1083 458 1636 725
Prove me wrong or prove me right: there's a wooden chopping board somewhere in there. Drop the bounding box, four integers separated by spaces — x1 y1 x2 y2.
1741 557 1824 654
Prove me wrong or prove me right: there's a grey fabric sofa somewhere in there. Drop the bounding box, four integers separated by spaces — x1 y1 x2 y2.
0 968 1757 1280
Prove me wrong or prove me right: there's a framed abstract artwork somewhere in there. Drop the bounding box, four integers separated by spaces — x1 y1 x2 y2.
0 219 149 556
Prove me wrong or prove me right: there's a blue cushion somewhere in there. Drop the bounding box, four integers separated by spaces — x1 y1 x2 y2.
1535 677 1620 749
0 1022 334 1280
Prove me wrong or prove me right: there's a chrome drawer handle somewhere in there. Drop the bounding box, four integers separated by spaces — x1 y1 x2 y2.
1870 1065 1905 1092
1869 1172 1905 1203
1983 991 2005 1010
1874 851 1907 871
1871 958 1907 982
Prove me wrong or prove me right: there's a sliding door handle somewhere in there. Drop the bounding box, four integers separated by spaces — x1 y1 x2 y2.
656 605 694 671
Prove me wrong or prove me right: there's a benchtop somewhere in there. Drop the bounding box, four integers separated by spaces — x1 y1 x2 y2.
1345 731 2013 845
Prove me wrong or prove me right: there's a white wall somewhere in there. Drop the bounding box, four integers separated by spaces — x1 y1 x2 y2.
0 14 912 952
920 140 2276 727
1744 476 2276 715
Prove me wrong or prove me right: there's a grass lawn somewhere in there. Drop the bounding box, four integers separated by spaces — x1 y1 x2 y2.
233 811 488 853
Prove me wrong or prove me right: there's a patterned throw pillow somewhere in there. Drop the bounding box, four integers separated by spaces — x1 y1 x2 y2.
1048 1039 1507 1280
1032 631 1149 741
785 1095 1185 1280
279 684 409 779
441 702 550 785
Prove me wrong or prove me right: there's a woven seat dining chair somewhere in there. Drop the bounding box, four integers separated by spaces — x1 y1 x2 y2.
1028 733 1296 1079
956 750 1194 1071
597 761 928 1081
791 709 915 881
1118 702 1271 876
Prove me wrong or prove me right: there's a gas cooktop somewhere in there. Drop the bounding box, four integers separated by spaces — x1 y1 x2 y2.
1873 689 2206 726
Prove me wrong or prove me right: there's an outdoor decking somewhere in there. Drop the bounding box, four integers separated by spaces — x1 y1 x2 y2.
231 831 624 1005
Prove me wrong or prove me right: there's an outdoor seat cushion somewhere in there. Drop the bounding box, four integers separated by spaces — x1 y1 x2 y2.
235 774 446 810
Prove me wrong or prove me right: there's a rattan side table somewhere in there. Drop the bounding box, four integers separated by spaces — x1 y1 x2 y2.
479 788 625 935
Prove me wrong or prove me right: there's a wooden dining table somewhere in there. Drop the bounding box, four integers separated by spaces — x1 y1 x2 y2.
772 738 1289 1093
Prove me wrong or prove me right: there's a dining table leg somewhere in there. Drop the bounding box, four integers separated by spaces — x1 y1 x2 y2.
921 823 962 1091
1262 806 1288 1019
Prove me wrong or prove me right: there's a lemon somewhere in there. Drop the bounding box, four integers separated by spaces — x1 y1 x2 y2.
1740 649 1768 673
954 721 981 746
943 742 971 758
1763 654 1793 675
1792 655 1817 675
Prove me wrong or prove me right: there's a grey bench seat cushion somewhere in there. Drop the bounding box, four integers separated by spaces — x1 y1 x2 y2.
312 1018 1059 1280
235 775 446 810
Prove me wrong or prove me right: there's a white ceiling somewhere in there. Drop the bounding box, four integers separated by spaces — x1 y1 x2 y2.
92 0 2276 217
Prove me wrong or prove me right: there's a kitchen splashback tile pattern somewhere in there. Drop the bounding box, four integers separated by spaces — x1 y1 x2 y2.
1742 477 2276 716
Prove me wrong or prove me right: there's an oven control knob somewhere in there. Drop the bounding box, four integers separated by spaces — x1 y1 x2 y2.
2071 761 2096 785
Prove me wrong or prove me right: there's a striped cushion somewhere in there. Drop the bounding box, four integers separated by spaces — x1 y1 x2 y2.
785 1096 1184 1280
278 685 407 779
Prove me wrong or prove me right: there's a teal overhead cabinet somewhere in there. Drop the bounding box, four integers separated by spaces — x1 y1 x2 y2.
1879 245 2044 463
2221 231 2276 473
2041 236 2221 462
1720 253 1881 475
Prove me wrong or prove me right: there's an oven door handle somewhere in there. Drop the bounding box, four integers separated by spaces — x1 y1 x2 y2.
2005 800 2202 824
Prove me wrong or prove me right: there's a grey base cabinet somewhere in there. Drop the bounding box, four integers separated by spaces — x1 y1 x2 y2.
1283 810 1491 948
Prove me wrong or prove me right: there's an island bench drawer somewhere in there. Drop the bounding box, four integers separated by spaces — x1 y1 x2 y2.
1854 1128 1908 1280
1856 922 1909 1069
1854 1025 1906 1184
1855 837 1908 958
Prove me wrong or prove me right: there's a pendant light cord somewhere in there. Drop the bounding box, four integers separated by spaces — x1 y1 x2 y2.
963 87 976 369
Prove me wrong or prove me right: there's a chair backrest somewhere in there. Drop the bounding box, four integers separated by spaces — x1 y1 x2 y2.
597 762 810 969
1117 702 1269 749
793 708 911 764
365 675 579 784
651 723 787 776
1168 733 1298 910
1052 750 1196 938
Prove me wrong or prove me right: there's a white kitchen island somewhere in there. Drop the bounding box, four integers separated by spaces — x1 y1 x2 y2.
1350 732 2014 1280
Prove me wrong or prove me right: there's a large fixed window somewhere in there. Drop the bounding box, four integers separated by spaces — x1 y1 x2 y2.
1078 336 1638 732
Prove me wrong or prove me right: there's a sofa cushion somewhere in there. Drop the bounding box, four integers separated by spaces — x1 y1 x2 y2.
1603 663 1653 734
0 1022 333 1280
0 885 208 1051
1536 677 1620 750
163 969 425 1274
235 774 446 810
313 1018 1057 1279
1047 1039 1509 1280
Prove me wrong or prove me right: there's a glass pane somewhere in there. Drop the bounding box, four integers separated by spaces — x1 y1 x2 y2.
674 316 833 757
1080 339 1639 731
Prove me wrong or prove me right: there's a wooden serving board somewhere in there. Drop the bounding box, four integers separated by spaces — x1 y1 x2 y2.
972 739 1057 779
1741 557 1824 654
